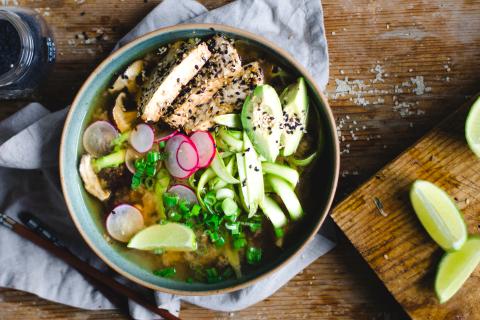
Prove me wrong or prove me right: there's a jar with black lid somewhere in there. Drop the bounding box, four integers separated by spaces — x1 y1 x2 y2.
0 7 56 99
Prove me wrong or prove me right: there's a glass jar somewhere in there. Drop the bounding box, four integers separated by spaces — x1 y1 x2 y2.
0 7 56 99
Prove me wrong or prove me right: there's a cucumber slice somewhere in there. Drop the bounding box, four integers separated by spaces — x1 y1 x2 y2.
218 127 243 152
214 114 242 128
435 236 480 303
266 174 303 220
244 132 265 217
210 153 239 184
410 180 467 251
236 152 250 211
260 196 288 228
262 162 299 186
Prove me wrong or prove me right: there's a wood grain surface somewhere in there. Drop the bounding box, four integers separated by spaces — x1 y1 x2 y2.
331 96 480 319
0 0 479 319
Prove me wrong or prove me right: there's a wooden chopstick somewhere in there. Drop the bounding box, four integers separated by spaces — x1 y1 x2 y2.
0 212 180 320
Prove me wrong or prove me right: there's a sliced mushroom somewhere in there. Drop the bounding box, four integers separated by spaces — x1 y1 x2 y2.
79 154 111 201
108 60 144 94
112 92 137 132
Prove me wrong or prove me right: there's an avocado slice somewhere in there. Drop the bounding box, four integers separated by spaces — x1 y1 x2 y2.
280 77 309 156
241 85 283 162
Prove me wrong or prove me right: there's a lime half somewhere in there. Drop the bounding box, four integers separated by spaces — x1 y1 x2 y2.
466 97 480 157
128 222 197 251
410 180 467 251
435 236 480 303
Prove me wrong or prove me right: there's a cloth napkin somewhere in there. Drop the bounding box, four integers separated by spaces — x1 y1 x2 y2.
0 0 333 318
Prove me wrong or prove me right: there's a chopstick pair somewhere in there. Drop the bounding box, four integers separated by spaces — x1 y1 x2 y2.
0 212 180 320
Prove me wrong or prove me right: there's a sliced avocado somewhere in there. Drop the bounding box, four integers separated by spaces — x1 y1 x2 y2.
280 77 309 156
241 85 283 162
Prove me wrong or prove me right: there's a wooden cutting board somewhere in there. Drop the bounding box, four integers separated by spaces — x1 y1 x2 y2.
331 94 480 319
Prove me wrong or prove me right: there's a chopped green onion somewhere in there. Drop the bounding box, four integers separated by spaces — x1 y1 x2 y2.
225 222 240 235
146 150 160 163
206 267 221 283
131 174 142 189
163 193 179 208
204 191 217 207
246 247 262 265
221 198 238 216
214 201 223 213
178 200 191 215
233 235 247 249
153 267 176 278
222 267 234 279
134 158 146 170
168 210 182 222
190 204 201 217
144 177 155 190
215 235 225 247
274 227 285 238
145 165 156 177
204 214 221 230
248 222 262 232
159 141 166 148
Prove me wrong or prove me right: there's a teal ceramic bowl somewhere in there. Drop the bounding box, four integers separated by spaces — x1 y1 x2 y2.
60 24 339 295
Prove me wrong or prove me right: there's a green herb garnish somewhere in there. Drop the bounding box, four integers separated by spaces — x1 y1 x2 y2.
246 246 262 265
153 267 176 278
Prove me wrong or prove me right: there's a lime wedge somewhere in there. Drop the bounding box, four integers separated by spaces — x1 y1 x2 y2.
128 223 197 251
410 180 467 251
435 236 480 303
466 97 480 157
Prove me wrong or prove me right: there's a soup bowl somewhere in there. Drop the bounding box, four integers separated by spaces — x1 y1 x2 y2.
60 24 340 295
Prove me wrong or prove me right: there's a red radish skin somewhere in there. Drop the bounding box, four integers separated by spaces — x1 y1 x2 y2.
154 129 178 142
168 184 198 204
129 124 154 153
190 131 216 168
176 140 199 171
83 121 119 157
165 134 196 179
106 204 144 243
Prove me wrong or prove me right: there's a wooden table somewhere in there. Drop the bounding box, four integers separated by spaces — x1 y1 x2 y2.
1 0 479 319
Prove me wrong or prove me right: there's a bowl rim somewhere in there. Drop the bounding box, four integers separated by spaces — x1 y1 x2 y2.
60 23 340 295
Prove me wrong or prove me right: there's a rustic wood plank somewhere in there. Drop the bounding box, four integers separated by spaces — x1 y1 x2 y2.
0 0 480 319
332 95 480 319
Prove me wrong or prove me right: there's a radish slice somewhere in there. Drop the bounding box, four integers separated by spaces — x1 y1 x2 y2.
190 131 216 168
106 204 144 243
154 128 178 142
165 134 194 179
83 121 119 157
125 148 143 174
129 123 154 153
176 140 199 171
168 184 198 204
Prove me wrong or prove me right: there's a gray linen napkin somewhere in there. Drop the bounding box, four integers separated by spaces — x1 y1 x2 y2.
0 0 333 318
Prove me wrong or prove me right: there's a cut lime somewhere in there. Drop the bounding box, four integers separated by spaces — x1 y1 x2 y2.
466 97 480 157
410 180 467 251
435 236 480 303
127 222 197 251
